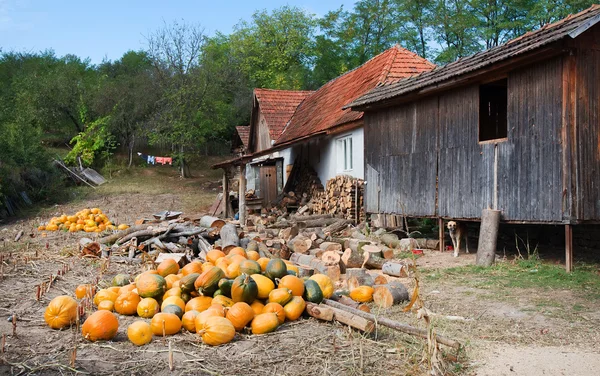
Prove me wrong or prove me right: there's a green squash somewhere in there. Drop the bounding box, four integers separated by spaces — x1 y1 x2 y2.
218 278 234 298
239 260 262 276
112 274 130 287
162 304 184 319
179 273 200 293
231 274 258 304
303 279 324 304
265 259 287 280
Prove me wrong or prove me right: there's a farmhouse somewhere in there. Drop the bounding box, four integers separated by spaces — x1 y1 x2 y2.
215 46 435 219
346 5 600 271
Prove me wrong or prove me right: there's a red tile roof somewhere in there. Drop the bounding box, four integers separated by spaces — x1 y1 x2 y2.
235 125 250 148
254 89 313 141
275 46 435 145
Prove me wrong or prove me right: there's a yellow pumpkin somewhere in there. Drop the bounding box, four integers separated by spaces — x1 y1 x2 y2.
93 289 118 306
251 313 280 334
226 302 255 332
262 302 285 324
181 261 203 276
185 296 213 312
127 321 153 346
157 259 180 277
118 283 137 296
182 310 201 332
150 313 181 336
226 261 242 279
349 286 375 303
246 250 260 261
114 291 141 315
201 262 215 273
250 274 275 299
97 300 114 311
206 249 226 264
277 275 304 297
198 316 236 346
44 296 78 329
137 298 160 318
82 311 119 341
164 274 181 290
250 300 265 316
256 257 270 272
161 296 186 312
268 288 293 306
283 261 299 275
283 296 306 321
212 295 234 308
194 307 225 332
310 274 334 299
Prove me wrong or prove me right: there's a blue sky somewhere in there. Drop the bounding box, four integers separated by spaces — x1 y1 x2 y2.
0 0 355 64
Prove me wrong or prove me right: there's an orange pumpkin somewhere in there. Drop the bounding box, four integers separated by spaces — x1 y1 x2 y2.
262 302 285 324
75 284 93 299
181 261 203 276
349 286 374 303
163 287 182 300
44 296 78 329
161 296 186 312
226 262 241 279
98 300 114 311
227 254 246 265
194 307 225 332
256 257 270 272
277 275 305 297
107 286 121 294
164 274 181 290
246 250 260 261
250 300 265 316
201 262 215 273
119 283 137 296
251 313 279 334
150 313 182 336
93 289 118 306
212 295 234 308
137 297 160 318
82 311 119 341
206 249 226 264
182 310 201 332
127 321 153 346
198 316 236 346
136 273 167 299
268 288 293 306
310 274 334 299
227 247 247 258
157 259 180 278
185 296 213 312
114 291 141 315
226 302 255 331
283 296 306 321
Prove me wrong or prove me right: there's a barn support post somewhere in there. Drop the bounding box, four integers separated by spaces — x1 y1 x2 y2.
239 164 247 225
476 209 501 266
438 218 445 253
565 224 573 273
222 170 230 218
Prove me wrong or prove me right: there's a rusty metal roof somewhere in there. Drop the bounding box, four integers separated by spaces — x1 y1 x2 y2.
346 5 600 110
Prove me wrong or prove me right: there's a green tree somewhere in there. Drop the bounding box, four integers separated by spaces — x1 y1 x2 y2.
395 0 434 59
432 0 482 63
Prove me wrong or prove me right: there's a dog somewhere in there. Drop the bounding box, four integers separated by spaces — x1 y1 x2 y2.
447 221 468 257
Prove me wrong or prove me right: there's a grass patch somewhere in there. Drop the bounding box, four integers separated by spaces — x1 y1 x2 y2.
423 259 600 300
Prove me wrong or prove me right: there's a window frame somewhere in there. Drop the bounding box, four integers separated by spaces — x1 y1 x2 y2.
336 135 353 173
478 77 509 144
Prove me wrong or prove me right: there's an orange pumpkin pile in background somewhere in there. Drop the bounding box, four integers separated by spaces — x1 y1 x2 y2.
37 208 130 233
44 246 343 347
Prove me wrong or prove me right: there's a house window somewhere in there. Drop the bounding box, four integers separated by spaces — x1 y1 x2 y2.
479 78 508 142
337 136 353 172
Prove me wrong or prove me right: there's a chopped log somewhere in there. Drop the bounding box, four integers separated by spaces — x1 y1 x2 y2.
381 246 394 259
345 268 374 287
297 217 339 228
321 251 341 266
199 216 225 230
309 248 325 258
345 239 370 253
415 238 440 250
301 228 326 240
305 302 333 321
288 235 312 254
319 242 343 253
305 303 373 332
373 283 409 308
279 225 299 241
289 253 316 265
382 261 409 277
341 248 363 268
380 233 400 248
247 240 258 253
323 219 352 235
323 299 461 349
98 225 148 244
327 296 370 313
311 262 340 282
220 224 240 253
297 265 314 278
361 244 382 257
257 242 273 258
291 213 333 221
14 230 23 242
374 275 388 285
362 251 386 269
296 205 309 215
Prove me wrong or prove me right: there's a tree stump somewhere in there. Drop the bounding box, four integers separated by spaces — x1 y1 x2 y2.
373 283 409 308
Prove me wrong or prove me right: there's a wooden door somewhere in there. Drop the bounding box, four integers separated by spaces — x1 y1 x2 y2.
259 166 277 204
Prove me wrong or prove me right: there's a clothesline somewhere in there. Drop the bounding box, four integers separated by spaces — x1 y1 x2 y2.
137 152 173 165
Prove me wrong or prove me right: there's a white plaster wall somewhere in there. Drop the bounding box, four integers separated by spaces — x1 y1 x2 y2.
309 127 364 184
244 148 297 191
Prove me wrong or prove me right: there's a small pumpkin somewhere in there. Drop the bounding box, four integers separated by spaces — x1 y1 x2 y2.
231 274 258 304
206 249 226 264
303 279 324 304
226 302 255 331
157 259 180 277
98 300 114 311
137 297 160 318
93 289 118 306
75 284 93 299
278 275 304 297
309 274 334 299
239 260 261 276
250 274 275 299
262 302 285 324
163 287 182 300
349 286 375 303
119 283 137 296
185 296 213 312
181 261 203 276
246 250 260 261
251 313 279 334
136 273 167 299
226 261 242 279
198 316 236 346
44 295 78 329
164 274 181 290
212 295 234 308
107 286 121 294
82 311 119 341
217 278 234 297
227 247 247 258
179 273 200 293
114 291 141 315
202 262 216 273
194 307 225 332
194 267 225 296
256 257 270 272
112 274 130 287
250 300 265 316
162 304 184 319
161 296 186 312
283 296 306 321
150 312 182 336
182 310 201 332
265 259 287 280
283 261 299 275
127 320 153 346
268 288 293 306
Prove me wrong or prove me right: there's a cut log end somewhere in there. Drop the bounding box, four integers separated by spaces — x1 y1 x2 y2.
373 283 409 309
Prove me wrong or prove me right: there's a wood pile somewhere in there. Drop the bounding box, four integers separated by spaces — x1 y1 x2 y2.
309 175 364 222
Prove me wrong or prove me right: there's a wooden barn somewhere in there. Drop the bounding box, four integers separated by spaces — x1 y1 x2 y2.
346 5 600 271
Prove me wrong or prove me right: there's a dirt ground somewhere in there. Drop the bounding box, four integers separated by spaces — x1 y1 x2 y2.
0 166 599 375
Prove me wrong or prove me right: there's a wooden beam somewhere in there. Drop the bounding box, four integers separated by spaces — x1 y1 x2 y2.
565 224 573 273
239 164 247 225
438 217 445 253
222 170 230 218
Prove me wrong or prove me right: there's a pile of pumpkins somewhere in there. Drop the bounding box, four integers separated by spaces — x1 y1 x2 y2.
43 247 340 347
37 208 129 233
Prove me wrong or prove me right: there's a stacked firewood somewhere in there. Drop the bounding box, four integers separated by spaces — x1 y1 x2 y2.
309 175 364 222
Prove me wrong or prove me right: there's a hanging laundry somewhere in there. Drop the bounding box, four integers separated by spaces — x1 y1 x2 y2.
163 157 173 165
156 157 165 165
147 155 155 165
